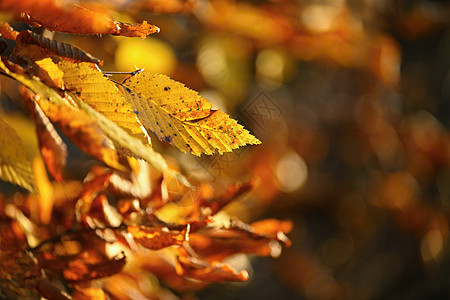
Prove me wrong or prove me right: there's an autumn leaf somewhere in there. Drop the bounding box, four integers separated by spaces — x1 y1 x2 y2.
35 98 125 172
0 117 35 192
15 30 101 65
122 71 261 155
63 251 126 283
127 225 187 250
0 22 19 40
70 94 193 188
0 0 159 37
175 246 248 282
58 61 149 144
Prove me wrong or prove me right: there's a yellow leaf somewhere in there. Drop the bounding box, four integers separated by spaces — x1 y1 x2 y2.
58 61 150 145
0 117 35 192
122 72 261 156
70 94 193 188
35 58 64 89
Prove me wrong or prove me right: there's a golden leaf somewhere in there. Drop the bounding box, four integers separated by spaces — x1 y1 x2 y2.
58 61 149 145
0 117 35 192
122 72 261 156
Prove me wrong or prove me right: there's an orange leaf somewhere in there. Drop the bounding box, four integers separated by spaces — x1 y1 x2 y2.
127 225 187 250
35 98 125 171
63 251 126 283
31 97 67 182
0 22 19 40
0 0 159 37
175 247 248 282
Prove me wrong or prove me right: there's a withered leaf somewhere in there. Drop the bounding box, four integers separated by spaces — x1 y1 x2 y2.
16 30 101 65
63 251 126 283
35 278 71 300
175 247 248 282
0 22 19 40
127 225 187 250
31 97 67 181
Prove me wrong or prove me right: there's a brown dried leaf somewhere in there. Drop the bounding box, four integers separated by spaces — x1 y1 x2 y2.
63 251 126 283
16 30 101 65
127 225 187 250
0 22 19 40
72 284 106 300
175 247 248 282
35 278 71 300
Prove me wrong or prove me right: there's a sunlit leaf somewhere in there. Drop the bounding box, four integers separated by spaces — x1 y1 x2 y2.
122 71 261 156
0 117 35 192
58 61 149 144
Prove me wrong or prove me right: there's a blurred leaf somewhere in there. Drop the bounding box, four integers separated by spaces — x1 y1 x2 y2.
127 225 187 250
175 246 248 282
122 72 261 155
0 0 159 37
63 251 126 283
0 22 19 40
0 117 35 192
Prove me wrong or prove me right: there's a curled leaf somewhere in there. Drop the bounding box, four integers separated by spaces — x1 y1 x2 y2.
175 247 248 282
16 30 101 65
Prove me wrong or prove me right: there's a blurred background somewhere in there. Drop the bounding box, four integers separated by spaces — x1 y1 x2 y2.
4 0 450 299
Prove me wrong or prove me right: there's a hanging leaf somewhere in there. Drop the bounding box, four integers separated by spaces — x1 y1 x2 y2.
68 88 192 188
122 71 261 156
0 0 159 37
35 98 125 172
0 117 35 192
58 61 149 144
31 100 67 181
16 30 101 65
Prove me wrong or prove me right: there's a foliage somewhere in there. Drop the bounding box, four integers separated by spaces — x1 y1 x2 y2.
0 1 286 299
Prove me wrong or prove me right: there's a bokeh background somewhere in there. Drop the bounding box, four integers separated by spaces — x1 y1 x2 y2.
4 0 450 299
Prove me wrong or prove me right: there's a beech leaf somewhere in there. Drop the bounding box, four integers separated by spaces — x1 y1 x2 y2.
122 72 261 156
